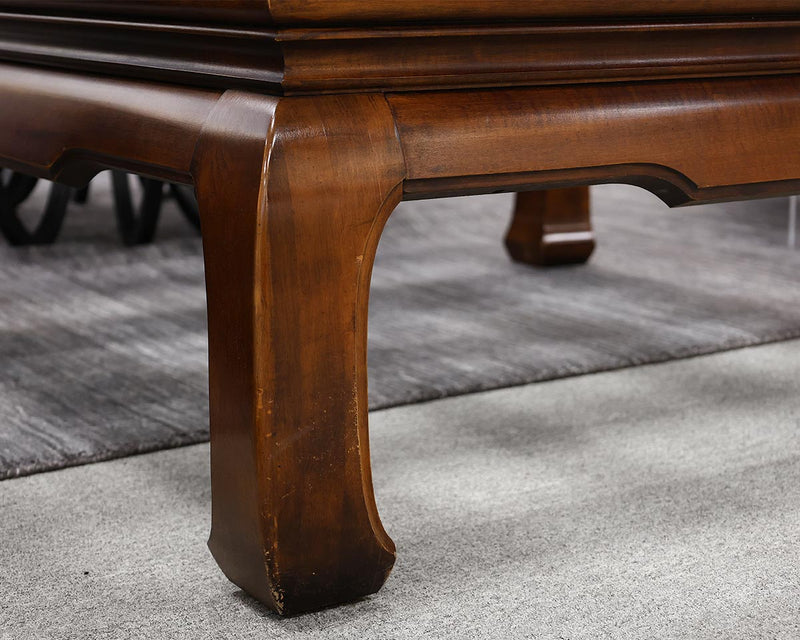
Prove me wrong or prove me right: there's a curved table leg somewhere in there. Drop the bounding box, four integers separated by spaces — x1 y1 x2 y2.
505 186 595 266
192 92 405 615
7 63 800 617
0 170 73 246
111 171 166 246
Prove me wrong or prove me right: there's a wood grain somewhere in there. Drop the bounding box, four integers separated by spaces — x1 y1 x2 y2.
192 91 405 615
0 0 271 25
278 20 800 93
392 76 800 204
3 16 800 94
266 0 800 25
0 63 218 184
6 59 800 613
0 0 797 26
0 13 283 91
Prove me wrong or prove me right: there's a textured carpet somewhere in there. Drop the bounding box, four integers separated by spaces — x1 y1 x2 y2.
2 341 799 639
1 175 800 478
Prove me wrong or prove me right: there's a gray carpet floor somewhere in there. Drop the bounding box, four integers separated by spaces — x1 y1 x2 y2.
1 176 800 478
2 340 799 639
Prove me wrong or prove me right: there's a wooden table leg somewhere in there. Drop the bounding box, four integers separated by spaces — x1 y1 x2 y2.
192 92 405 615
7 64 800 617
505 186 595 266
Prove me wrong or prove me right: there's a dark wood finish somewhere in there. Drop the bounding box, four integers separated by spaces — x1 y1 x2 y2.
0 0 272 25
4 4 800 613
0 169 83 245
0 14 283 92
0 64 217 185
0 0 797 26
193 92 404 615
393 76 800 204
169 183 201 230
0 66 403 614
2 16 800 94
111 171 165 245
0 180 71 245
0 168 198 246
278 20 800 94
0 169 36 207
506 188 595 266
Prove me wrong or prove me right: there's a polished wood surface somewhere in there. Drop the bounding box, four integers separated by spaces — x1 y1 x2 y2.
279 19 800 94
0 0 797 25
394 76 800 204
194 92 404 615
2 16 800 93
3 4 800 612
0 13 283 91
506 188 595 267
0 64 217 184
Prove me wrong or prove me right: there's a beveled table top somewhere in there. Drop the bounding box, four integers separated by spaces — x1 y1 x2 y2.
0 1 799 95
0 0 796 25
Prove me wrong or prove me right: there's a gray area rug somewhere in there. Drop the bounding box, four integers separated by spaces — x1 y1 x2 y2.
2 341 799 638
1 174 799 478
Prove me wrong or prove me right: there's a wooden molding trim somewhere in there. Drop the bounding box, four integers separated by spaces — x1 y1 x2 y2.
390 75 800 205
278 20 800 94
0 63 220 184
0 0 798 27
4 64 800 206
3 16 800 93
0 13 283 91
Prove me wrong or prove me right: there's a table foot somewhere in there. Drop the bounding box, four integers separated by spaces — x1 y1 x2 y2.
193 92 404 615
505 187 595 266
